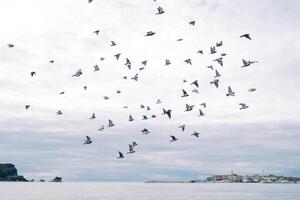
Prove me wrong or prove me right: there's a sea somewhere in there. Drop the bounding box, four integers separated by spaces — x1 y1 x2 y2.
0 182 299 200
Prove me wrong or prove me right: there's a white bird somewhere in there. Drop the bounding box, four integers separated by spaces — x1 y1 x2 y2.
226 86 235 96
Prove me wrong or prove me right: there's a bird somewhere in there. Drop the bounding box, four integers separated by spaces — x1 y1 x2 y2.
110 41 116 46
239 103 249 110
181 89 189 97
207 65 214 70
192 88 199 93
145 31 155 36
170 135 178 142
100 57 105 61
185 104 194 112
139 67 145 71
210 46 216 54
248 88 256 92
93 30 100 35
214 69 221 78
146 106 151 111
25 105 30 110
142 115 148 120
117 151 124 159
141 60 147 66
156 99 162 104
56 110 63 115
189 20 196 26
72 69 82 77
191 80 199 88
98 125 104 132
30 72 36 77
241 59 257 68
221 53 227 56
141 128 150 135
114 53 121 60
94 65 100 72
103 96 109 100
129 115 134 122
88 0 93 3
89 113 96 119
165 59 171 66
191 132 200 137
240 34 252 40
108 119 114 127
156 6 165 15
216 41 223 47
177 38 183 42
214 57 223 66
178 124 186 132
125 58 131 70
197 50 203 54
198 109 204 116
162 108 172 119
200 102 206 108
131 73 139 81
132 141 138 147
140 105 145 109
116 90 121 94
83 86 87 90
123 106 128 109
84 136 92 145
49 60 54 64
183 79 187 83
184 59 192 65
7 44 14 48
127 144 135 154
226 86 235 96
151 114 157 118
210 79 219 88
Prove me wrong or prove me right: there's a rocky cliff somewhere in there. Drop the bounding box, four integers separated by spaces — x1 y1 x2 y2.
0 163 28 182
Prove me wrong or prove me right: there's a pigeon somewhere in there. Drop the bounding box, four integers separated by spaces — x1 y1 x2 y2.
127 144 135 154
25 105 30 110
57 110 63 115
181 89 189 97
192 88 199 93
189 20 196 26
178 124 186 132
183 79 187 83
146 106 151 111
30 72 36 77
103 96 109 100
140 105 145 109
145 31 155 36
191 80 199 88
125 58 131 70
7 44 14 48
98 125 104 132
123 106 128 109
185 104 194 112
214 57 223 66
198 109 204 116
129 115 134 122
132 141 138 147
165 59 171 66
151 114 157 118
142 115 148 120
100 57 105 61
207 65 214 70
141 128 150 135
200 102 206 108
110 41 116 46
49 60 54 64
191 132 200 137
216 41 223 47
114 53 121 60
210 79 219 88
84 136 92 144
197 50 203 54
94 65 100 72
221 53 227 56
226 86 235 96
141 60 147 66
177 38 183 42
123 76 128 79
131 73 139 81
184 59 192 65
240 34 252 40
90 113 96 119
116 90 121 94
156 6 165 15
248 88 256 92
88 0 93 3
241 59 257 68
210 46 216 54
83 86 87 90
59 91 65 95
93 30 100 35
214 69 221 78
117 151 124 159
162 108 172 119
170 135 178 142
108 119 114 127
239 103 249 110
72 69 82 77
139 67 145 71
156 99 162 104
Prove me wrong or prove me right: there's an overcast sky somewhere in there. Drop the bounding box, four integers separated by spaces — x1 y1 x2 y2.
0 0 300 181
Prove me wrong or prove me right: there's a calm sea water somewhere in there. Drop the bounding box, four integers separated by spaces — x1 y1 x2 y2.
0 182 299 200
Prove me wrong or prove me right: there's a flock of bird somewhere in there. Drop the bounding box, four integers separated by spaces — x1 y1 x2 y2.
10 1 258 159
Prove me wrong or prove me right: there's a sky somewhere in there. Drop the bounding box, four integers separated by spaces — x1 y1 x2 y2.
0 0 300 181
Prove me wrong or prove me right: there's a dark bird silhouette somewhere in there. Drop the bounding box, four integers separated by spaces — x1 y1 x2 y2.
49 60 54 64
216 41 223 47
191 132 200 137
7 44 14 48
165 59 171 66
210 46 216 54
184 59 192 65
185 104 194 112
214 57 223 66
156 6 165 15
226 86 235 96
198 109 204 116
114 53 121 60
84 136 92 144
57 110 63 115
210 79 219 88
72 69 82 77
200 102 206 108
83 86 87 90
141 60 147 66
239 103 249 110
93 30 100 35
98 125 104 132
110 41 116 46
248 88 256 92
170 135 178 142
89 113 96 119
162 108 172 119
108 119 115 127
88 0 93 3
214 69 221 78
142 115 148 120
207 65 213 70
30 72 36 77
197 50 203 54
25 105 30 110
181 89 189 97
192 88 199 93
131 73 139 81
132 141 138 147
141 128 150 135
177 38 183 42
127 144 135 154
241 59 257 68
94 65 100 72
156 99 162 104
145 31 155 36
189 21 196 26
191 80 199 88
151 114 156 118
129 115 134 122
178 124 186 132
117 151 124 159
240 34 252 40
103 96 109 100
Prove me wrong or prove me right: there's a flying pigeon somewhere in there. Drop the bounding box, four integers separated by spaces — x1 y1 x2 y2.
162 108 172 119
84 136 92 145
151 114 157 118
165 59 171 66
56 110 63 115
110 41 116 46
83 86 87 90
240 34 252 40
125 58 131 70
214 69 221 78
197 50 203 54
90 113 96 119
100 57 105 61
98 125 104 132
7 44 14 48
156 6 165 15
116 90 121 94
191 80 199 88
25 105 30 110
132 141 138 147
248 88 256 92
221 53 227 56
117 151 124 159
207 65 214 70
49 60 54 64
185 104 194 112
198 109 204 116
178 124 186 132
189 21 196 26
200 102 206 108
114 53 121 60
131 73 139 81
88 0 93 3
141 128 150 135
241 59 257 68
129 115 134 121
142 115 148 120
239 103 249 110
93 30 100 35
216 41 223 47
156 99 162 104
146 106 151 111
177 38 183 42
170 135 178 142
192 88 199 93
108 119 114 127
94 65 100 72
181 89 189 97
184 59 192 65
191 132 200 137
210 46 217 54
214 57 223 66
103 96 109 100
210 79 219 88
145 31 155 36
30 72 36 77
183 79 187 83
72 69 82 77
226 86 235 96
127 144 135 154
141 60 147 66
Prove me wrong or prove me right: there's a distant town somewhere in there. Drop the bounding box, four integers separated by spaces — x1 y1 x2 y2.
147 171 300 184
